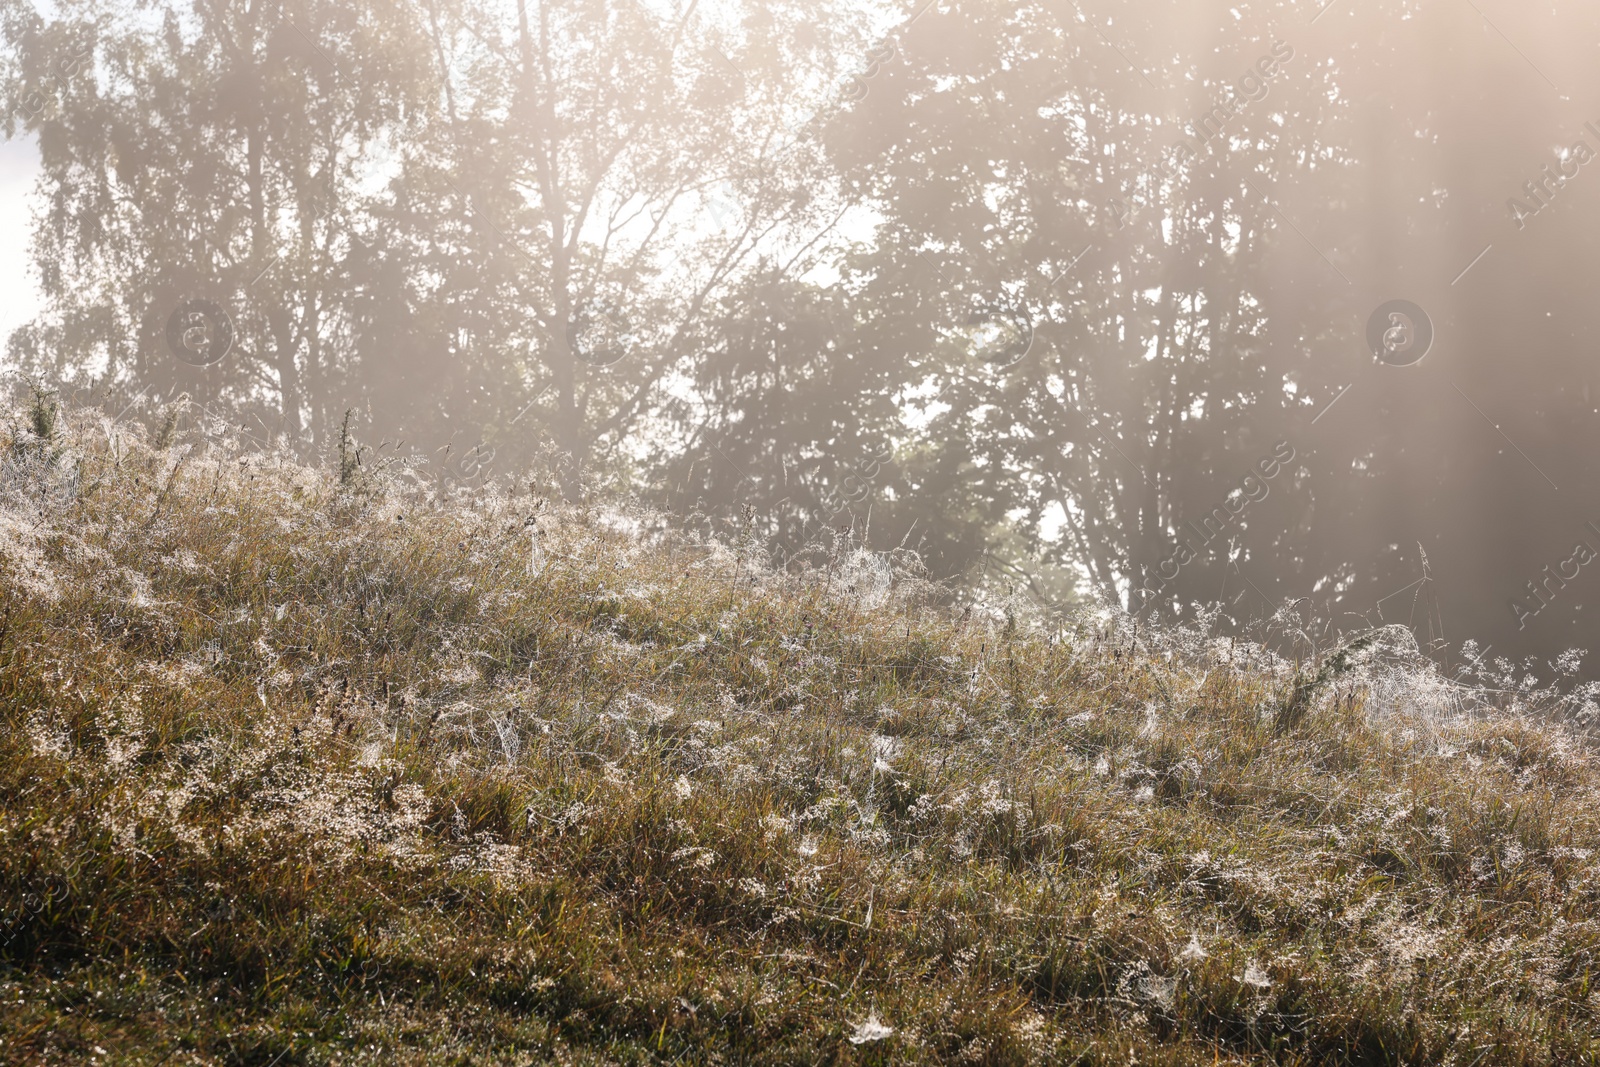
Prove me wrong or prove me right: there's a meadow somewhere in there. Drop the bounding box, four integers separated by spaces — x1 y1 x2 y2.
2 400 1599 1064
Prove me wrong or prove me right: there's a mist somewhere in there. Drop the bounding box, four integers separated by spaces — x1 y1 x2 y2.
5 0 1599 676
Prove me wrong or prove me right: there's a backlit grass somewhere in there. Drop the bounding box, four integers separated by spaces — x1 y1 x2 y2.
2 404 1599 1064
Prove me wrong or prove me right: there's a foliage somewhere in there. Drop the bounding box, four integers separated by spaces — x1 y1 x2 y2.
0 0 865 492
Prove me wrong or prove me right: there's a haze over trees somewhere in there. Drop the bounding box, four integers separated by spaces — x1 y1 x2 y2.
5 0 1600 668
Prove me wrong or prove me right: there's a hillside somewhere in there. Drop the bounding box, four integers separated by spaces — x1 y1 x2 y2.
2 403 1599 1065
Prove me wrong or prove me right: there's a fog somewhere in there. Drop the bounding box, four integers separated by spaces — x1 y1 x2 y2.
4 0 1599 675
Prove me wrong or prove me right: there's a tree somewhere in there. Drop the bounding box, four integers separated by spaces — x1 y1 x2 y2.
791 0 1341 613
764 0 1600 670
1 0 436 444
1 0 868 493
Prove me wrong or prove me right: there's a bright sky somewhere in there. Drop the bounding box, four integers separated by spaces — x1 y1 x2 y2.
0 134 42 345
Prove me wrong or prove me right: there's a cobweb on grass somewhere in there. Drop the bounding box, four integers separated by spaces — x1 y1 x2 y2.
1081 592 1600 733
838 547 892 609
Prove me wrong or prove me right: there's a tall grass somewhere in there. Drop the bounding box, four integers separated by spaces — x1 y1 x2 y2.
1 404 1598 1064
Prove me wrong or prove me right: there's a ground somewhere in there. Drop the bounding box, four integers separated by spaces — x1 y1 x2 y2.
2 406 1598 1065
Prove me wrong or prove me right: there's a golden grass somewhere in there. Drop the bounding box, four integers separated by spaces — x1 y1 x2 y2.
2 404 1599 1064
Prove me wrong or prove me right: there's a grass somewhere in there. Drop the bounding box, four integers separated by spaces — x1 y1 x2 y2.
2 403 1599 1064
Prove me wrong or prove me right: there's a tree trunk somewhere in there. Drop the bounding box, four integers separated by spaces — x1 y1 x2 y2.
522 0 584 500
248 124 303 441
